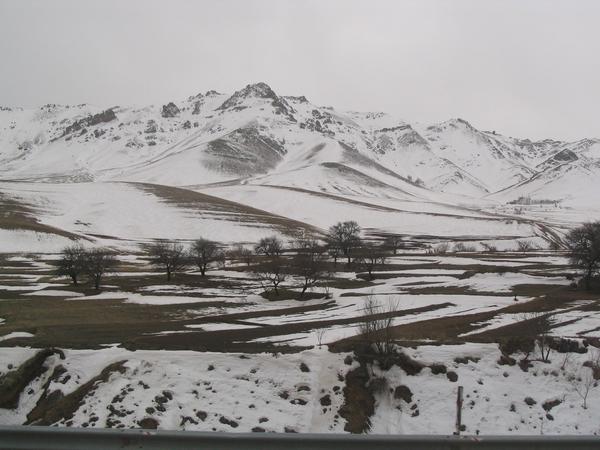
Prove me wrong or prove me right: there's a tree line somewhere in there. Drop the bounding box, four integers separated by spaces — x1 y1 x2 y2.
141 221 392 298
55 220 600 294
55 221 395 295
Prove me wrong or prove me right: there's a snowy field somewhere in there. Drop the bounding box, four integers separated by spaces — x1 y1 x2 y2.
1 245 599 435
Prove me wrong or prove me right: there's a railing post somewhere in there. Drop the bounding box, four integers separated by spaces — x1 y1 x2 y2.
455 385 463 436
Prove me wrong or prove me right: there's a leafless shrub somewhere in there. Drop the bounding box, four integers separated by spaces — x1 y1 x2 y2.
354 242 387 280
517 240 537 253
574 367 597 409
582 348 600 380
560 352 572 371
367 376 389 394
359 295 398 356
453 242 477 253
429 242 449 255
519 312 552 362
315 328 327 348
480 242 498 252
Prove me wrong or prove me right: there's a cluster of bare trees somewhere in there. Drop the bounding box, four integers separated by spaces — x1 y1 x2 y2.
252 222 397 297
252 233 329 298
56 220 401 297
56 245 117 290
326 221 393 279
147 239 226 281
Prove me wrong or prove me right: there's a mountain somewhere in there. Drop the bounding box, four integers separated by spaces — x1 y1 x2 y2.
1 82 599 207
490 138 600 208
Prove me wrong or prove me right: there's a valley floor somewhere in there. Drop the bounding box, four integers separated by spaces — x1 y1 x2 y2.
1 249 599 435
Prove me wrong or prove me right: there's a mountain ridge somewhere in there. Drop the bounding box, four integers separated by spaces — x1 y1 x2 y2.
1 81 598 206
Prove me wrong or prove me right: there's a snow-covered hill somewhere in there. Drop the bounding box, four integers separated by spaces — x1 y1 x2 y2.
1 82 599 206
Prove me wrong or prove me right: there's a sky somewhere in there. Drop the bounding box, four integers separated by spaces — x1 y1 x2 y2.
0 0 599 141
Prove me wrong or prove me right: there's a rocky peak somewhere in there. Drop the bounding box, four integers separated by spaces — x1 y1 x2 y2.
217 82 277 109
448 118 476 132
217 82 295 120
161 102 180 118
54 109 117 141
283 95 309 104
576 138 600 147
188 92 204 101
426 118 482 140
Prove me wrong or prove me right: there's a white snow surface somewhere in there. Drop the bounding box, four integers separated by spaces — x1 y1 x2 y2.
1 344 599 435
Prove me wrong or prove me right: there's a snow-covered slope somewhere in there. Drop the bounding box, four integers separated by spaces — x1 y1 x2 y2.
1 82 598 206
0 181 317 251
490 139 600 208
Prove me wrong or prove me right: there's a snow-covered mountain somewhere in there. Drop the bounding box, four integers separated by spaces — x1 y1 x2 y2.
1 82 598 205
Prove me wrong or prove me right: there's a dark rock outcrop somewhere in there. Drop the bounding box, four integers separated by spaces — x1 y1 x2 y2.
161 102 180 118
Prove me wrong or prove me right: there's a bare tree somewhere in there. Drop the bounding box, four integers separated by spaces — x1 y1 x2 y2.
565 221 600 290
228 244 253 267
84 248 117 290
255 236 284 257
354 242 387 280
520 312 552 362
252 236 289 297
56 245 86 285
147 241 187 281
290 238 328 298
359 295 398 356
327 221 361 265
253 255 287 297
328 243 341 267
574 367 597 409
190 238 224 276
480 242 498 253
383 235 403 255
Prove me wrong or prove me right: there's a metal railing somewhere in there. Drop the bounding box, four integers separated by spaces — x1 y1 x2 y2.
1 427 600 450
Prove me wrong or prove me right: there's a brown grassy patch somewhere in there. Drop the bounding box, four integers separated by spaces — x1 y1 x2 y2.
0 192 82 240
132 182 321 237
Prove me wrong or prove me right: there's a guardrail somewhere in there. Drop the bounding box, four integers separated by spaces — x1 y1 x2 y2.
1 427 600 450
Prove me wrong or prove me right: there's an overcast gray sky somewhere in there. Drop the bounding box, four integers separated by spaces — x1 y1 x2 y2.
1 0 599 140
